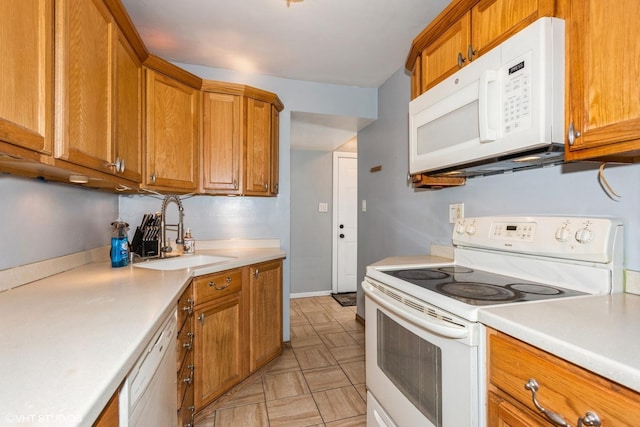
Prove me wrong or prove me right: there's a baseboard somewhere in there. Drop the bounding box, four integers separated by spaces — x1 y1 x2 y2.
290 290 333 299
355 313 365 326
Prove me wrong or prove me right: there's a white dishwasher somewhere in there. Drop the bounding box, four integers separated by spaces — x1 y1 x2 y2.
120 311 178 427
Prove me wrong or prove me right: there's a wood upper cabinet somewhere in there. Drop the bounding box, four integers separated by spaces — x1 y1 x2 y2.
408 0 555 96
0 0 53 158
202 92 242 194
487 328 640 426
245 98 273 196
249 260 283 372
470 0 554 59
201 81 283 196
564 0 640 161
54 0 114 172
54 0 143 183
420 11 470 91
113 29 143 183
145 68 199 192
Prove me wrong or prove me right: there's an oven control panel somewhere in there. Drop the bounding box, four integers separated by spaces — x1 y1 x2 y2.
452 216 622 263
490 222 537 241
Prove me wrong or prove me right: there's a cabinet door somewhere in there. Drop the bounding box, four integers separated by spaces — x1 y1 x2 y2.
145 69 199 191
193 294 244 410
249 260 283 372
421 11 470 91
244 98 272 196
202 92 242 194
470 0 554 58
565 0 640 160
114 30 142 183
0 0 53 155
270 106 280 195
55 0 115 173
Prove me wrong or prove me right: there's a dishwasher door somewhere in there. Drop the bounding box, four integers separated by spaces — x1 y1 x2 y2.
120 311 178 427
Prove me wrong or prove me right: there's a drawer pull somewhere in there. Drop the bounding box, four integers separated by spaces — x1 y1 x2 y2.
525 378 569 426
578 412 601 427
209 276 231 290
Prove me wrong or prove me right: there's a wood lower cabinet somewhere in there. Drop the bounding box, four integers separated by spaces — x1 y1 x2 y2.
0 0 53 158
177 284 195 427
564 0 640 161
145 68 200 193
92 386 120 427
249 260 283 372
193 268 246 411
487 328 640 426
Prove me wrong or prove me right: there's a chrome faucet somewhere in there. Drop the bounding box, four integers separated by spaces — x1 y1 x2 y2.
159 195 184 257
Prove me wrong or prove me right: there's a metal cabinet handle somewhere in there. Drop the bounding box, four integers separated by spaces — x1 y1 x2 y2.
568 122 582 146
182 332 194 350
182 376 192 385
182 303 193 316
525 379 569 426
578 412 601 427
467 44 477 61
233 179 238 190
120 158 125 173
198 313 205 325
253 269 259 279
150 172 156 184
208 276 231 290
263 183 268 190
457 52 466 68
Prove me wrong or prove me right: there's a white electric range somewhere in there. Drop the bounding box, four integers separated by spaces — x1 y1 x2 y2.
363 216 623 427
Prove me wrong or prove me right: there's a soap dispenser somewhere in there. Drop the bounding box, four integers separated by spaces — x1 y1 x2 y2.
183 228 195 255
110 219 130 267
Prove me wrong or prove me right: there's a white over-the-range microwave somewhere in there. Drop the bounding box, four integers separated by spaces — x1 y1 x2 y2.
409 17 565 178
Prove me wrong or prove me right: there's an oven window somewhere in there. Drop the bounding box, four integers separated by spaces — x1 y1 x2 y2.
377 310 442 427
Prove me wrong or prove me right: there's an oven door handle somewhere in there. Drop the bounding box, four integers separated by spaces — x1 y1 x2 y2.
364 281 469 339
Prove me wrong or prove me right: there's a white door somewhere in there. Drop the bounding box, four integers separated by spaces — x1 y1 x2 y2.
333 152 357 293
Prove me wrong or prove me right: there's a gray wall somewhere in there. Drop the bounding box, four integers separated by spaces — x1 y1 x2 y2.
357 66 640 318
0 175 118 271
290 149 334 295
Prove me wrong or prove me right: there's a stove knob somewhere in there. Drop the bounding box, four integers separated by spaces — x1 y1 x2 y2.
554 226 570 242
575 227 594 244
466 223 477 235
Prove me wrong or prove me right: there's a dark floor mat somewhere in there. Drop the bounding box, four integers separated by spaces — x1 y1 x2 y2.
332 292 356 307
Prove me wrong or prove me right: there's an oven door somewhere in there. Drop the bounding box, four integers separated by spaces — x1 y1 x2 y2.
363 278 484 427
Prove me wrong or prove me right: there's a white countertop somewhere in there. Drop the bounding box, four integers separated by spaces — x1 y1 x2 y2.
479 293 640 393
0 245 285 427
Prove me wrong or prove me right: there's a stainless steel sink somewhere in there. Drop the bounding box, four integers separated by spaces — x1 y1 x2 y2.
133 254 235 271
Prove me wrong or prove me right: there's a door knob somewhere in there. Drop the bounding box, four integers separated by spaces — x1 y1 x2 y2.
339 233 345 238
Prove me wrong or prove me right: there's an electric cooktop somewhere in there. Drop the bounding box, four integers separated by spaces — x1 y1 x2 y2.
380 266 586 306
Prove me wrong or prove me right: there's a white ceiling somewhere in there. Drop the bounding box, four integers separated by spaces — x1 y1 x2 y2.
121 0 449 149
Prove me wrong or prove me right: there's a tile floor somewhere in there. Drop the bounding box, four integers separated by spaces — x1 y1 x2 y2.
194 295 366 427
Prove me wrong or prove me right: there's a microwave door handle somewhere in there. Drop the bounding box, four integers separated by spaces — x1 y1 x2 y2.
479 69 498 142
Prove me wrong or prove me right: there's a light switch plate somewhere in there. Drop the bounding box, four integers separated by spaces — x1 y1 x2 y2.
449 203 464 223
319 202 328 213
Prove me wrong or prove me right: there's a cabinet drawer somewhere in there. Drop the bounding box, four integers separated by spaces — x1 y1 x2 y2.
176 316 193 372
178 383 194 427
193 269 243 305
177 284 193 332
488 331 640 426
177 354 194 410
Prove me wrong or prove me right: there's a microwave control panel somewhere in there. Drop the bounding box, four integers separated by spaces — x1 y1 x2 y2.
502 51 532 134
